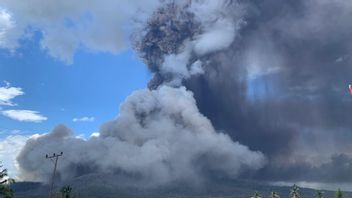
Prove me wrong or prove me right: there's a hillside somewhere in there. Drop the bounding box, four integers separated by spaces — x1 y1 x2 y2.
12 175 351 198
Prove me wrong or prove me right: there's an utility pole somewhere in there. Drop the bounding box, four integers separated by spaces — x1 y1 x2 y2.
46 152 63 198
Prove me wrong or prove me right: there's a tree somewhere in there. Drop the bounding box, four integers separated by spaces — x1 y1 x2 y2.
0 163 8 184
290 185 300 198
336 188 343 198
252 191 262 198
270 191 280 198
0 162 15 198
60 185 73 198
315 190 324 198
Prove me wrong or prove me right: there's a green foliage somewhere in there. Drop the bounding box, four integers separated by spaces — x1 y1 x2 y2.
60 185 74 198
336 188 343 198
271 191 280 198
290 185 300 198
0 164 8 184
315 190 324 198
0 162 14 198
252 191 261 198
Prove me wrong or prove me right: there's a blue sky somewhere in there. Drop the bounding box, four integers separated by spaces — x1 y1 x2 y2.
0 33 150 138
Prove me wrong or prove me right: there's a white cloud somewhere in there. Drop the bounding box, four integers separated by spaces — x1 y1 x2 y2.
90 132 100 138
72 116 95 122
0 135 29 179
0 8 16 49
0 0 161 63
0 82 48 122
75 133 86 140
2 110 47 122
0 82 24 106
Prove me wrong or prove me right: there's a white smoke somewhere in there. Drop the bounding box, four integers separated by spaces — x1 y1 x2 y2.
5 0 269 186
17 86 265 185
8 0 352 185
189 0 244 56
156 0 245 86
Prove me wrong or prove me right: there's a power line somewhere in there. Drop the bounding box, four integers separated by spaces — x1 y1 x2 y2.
45 152 63 198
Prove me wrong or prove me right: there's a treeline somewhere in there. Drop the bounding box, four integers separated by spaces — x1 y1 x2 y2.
0 161 349 198
250 185 344 198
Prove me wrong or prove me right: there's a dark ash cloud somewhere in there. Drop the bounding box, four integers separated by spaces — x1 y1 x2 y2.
134 0 352 183
15 0 352 186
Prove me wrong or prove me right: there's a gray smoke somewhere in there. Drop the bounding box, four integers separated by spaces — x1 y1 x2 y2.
17 86 265 185
133 0 352 183
15 0 352 185
134 0 245 88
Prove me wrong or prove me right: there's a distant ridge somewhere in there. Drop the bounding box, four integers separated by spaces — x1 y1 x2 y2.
12 174 352 198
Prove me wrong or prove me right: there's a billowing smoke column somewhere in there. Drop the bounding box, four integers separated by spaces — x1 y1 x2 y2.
134 0 245 88
16 0 268 185
16 0 352 185
17 87 265 185
133 0 352 183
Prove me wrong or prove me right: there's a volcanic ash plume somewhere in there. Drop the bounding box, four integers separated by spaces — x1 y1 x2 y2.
17 86 265 185
15 0 268 185
133 0 352 183
134 0 245 88
16 0 352 185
